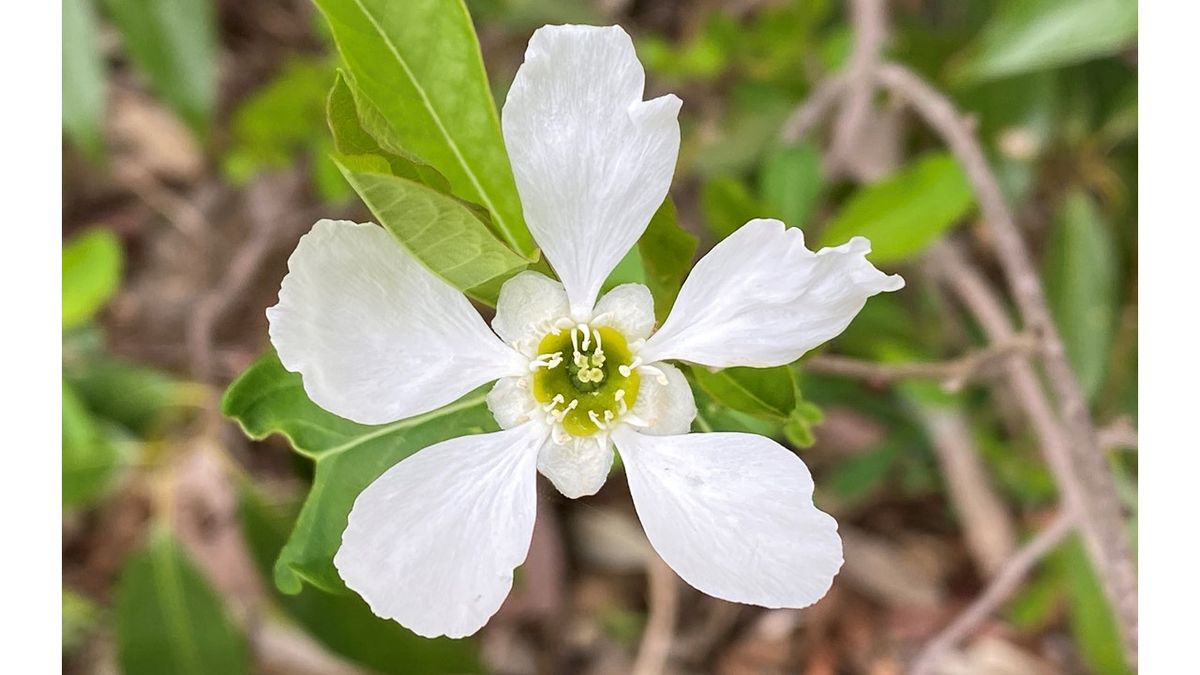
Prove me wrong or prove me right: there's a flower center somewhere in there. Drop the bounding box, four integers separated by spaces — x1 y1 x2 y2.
530 324 640 437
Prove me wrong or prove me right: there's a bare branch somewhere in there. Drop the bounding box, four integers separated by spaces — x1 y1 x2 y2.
779 75 846 144
805 335 1037 391
929 243 1137 662
186 174 296 388
1098 417 1138 452
915 406 1018 575
632 555 679 675
828 0 888 174
911 512 1075 675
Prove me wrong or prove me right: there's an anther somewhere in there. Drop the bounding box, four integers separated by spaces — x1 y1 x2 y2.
588 410 608 429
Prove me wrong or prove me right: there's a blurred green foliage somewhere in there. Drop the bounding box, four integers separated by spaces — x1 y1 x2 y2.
63 0 1137 671
116 528 249 675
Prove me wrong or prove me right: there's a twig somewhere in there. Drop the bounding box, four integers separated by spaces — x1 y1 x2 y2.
914 406 1018 575
874 71 1137 658
1098 417 1138 452
632 555 679 675
910 512 1075 675
256 622 370 675
186 174 295 389
779 75 846 143
805 335 1037 391
827 0 888 174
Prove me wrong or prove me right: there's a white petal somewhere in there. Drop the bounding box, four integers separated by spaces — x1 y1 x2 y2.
629 362 696 435
492 271 570 354
614 428 843 608
503 25 681 317
268 220 525 425
593 283 655 341
334 423 545 638
537 434 614 499
487 376 537 429
640 220 904 367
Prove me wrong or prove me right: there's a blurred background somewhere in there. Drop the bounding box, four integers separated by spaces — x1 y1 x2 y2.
62 0 1137 673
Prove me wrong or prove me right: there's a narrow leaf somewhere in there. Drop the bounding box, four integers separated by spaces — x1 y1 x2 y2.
63 0 106 157
115 528 249 675
960 0 1138 83
759 142 823 227
63 228 123 329
313 0 536 256
700 176 765 240
820 153 975 263
104 0 217 133
1044 190 1116 401
62 380 122 507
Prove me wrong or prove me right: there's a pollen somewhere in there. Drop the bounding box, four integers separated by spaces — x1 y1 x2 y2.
531 324 640 437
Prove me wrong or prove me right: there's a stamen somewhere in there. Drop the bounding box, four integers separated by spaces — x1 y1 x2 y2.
587 410 608 429
529 353 563 371
640 364 670 385
578 323 592 351
570 327 581 355
542 394 565 413
618 356 643 378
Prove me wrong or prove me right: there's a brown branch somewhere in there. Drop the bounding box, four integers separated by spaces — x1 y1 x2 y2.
828 0 888 174
872 72 1136 659
911 512 1075 675
805 335 1037 391
1098 417 1138 452
779 75 846 143
915 406 1018 575
186 174 296 390
632 555 679 675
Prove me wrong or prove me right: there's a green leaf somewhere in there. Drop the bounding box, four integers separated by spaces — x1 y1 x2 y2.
691 387 782 437
313 0 535 256
222 352 499 594
699 175 764 240
103 0 217 134
238 487 482 674
63 228 123 329
825 444 897 504
959 0 1138 84
66 358 190 438
63 380 123 507
63 0 106 157
690 365 798 421
1044 191 1116 401
337 160 530 295
223 58 334 183
115 527 249 675
63 588 100 653
820 153 975 263
638 199 698 322
759 142 823 227
327 72 452 192
1055 536 1132 675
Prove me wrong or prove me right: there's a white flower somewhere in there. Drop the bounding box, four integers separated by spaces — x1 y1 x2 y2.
267 24 903 639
